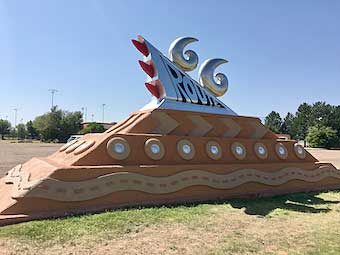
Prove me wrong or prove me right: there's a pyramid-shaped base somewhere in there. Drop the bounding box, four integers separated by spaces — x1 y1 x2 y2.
1 109 340 225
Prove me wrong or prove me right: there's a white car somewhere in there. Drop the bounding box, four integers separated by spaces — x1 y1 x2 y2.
67 135 83 143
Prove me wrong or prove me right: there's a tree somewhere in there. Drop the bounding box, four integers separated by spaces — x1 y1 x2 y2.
33 106 83 142
291 103 313 141
26 120 39 139
280 112 295 137
79 123 105 134
264 111 282 133
0 119 11 139
306 125 338 149
311 101 333 126
16 124 27 140
33 106 62 141
59 111 83 141
325 105 340 143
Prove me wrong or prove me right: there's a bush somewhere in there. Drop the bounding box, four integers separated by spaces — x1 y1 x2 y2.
0 119 11 139
16 124 28 140
79 123 105 134
306 125 339 149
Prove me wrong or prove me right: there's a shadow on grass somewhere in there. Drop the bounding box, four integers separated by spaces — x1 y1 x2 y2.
226 191 340 216
124 190 340 217
11 191 339 227
127 190 340 217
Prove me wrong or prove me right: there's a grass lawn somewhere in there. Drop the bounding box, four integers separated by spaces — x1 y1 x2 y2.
0 191 339 255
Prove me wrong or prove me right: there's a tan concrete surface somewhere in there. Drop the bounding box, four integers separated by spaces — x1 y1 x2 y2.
307 148 340 169
0 141 61 177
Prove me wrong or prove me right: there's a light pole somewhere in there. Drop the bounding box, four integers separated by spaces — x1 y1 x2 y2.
48 89 58 109
102 104 106 123
13 108 18 128
91 114 94 122
81 107 85 121
81 107 88 122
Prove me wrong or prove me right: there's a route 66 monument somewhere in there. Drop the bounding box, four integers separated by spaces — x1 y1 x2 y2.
1 35 340 225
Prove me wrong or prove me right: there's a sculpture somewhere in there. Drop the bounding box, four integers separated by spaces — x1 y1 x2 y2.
0 35 339 226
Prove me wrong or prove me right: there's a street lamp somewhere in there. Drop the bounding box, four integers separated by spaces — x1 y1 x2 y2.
81 107 88 122
102 104 106 123
13 108 18 127
48 89 58 109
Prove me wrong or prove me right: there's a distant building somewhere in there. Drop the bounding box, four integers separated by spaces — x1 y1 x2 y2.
81 122 116 130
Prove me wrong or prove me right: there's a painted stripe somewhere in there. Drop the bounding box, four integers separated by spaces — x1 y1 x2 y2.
11 165 340 202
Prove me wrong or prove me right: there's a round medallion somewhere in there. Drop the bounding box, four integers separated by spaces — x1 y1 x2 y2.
206 141 222 160
254 142 268 159
177 140 195 160
275 143 288 159
144 138 165 160
294 143 306 159
107 137 131 160
231 142 246 160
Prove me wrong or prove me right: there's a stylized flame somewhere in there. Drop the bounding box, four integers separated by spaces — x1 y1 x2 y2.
131 39 149 57
145 82 160 98
198 58 229 97
138 60 156 78
168 37 199 72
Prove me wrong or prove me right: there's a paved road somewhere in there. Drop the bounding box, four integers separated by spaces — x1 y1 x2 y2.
306 148 340 169
0 141 61 177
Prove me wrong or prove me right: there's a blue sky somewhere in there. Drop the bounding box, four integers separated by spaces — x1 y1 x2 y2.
0 0 339 125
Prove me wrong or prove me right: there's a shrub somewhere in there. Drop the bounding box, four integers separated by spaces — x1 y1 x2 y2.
306 125 339 149
79 123 105 134
0 119 11 139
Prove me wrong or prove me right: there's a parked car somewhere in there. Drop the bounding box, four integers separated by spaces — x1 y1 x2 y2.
67 135 83 143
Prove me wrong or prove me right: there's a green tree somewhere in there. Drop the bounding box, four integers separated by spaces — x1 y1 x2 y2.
311 101 333 126
16 124 27 140
26 120 39 139
325 105 340 144
306 125 338 149
33 107 62 141
264 111 282 133
79 123 105 134
0 119 11 139
33 106 83 142
59 111 83 141
280 112 295 137
291 103 313 141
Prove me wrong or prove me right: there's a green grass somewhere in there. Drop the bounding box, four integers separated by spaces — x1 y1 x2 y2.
0 191 339 254
0 204 211 243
